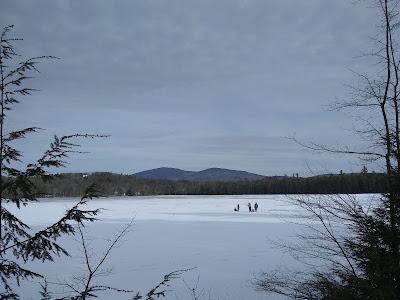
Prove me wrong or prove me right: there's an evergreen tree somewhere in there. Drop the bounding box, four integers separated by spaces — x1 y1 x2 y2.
0 25 102 299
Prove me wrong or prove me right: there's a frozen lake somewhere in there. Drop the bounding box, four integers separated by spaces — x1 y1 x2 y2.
5 194 374 299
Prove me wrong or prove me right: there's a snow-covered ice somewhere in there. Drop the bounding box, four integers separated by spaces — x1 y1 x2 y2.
4 194 375 300
6 194 311 225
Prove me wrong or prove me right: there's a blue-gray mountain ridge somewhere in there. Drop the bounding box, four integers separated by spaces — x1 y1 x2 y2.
133 167 265 182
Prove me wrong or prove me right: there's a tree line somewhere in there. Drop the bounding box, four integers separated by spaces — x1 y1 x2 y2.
27 171 387 197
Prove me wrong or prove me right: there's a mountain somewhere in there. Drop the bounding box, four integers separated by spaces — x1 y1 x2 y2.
133 167 194 180
133 167 265 182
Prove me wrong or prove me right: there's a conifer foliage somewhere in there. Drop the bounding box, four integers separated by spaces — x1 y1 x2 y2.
0 25 102 299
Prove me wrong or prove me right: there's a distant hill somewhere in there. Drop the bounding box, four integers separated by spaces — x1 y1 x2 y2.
133 167 195 181
133 167 265 182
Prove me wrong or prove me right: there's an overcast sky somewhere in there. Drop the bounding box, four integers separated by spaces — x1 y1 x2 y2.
1 0 381 175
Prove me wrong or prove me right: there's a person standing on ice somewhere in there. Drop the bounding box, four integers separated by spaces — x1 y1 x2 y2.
237 204 240 211
254 202 259 212
248 202 252 212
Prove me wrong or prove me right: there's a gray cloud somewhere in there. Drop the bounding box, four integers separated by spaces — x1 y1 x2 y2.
0 0 379 175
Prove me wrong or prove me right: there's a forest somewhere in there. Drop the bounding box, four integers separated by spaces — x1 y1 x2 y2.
29 171 386 197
